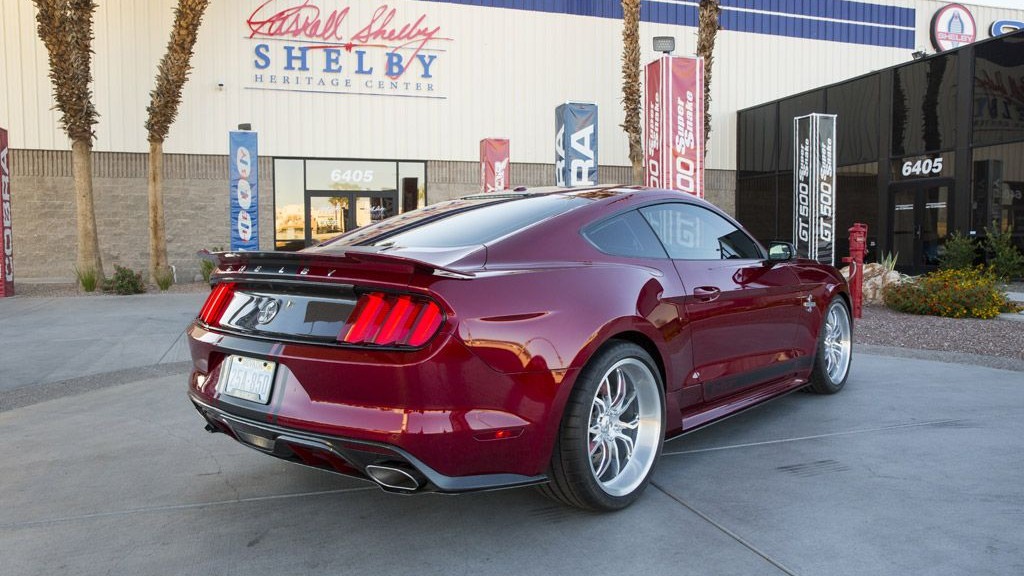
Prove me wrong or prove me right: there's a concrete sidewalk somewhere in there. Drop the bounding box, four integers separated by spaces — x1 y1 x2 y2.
0 293 205 392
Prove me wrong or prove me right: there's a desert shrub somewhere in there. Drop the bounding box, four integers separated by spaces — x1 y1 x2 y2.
940 231 977 270
104 265 147 295
984 225 1024 281
74 266 100 292
199 246 222 283
154 267 174 291
883 266 1005 319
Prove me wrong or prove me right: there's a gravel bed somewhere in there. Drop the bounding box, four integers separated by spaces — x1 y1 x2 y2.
855 304 1024 361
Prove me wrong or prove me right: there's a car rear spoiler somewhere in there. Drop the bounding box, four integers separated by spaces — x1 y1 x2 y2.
198 249 477 282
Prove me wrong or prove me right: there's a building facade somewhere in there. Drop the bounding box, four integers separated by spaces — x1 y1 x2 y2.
1 0 1022 280
737 28 1024 273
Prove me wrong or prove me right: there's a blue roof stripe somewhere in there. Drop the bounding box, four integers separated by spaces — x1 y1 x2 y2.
721 0 914 28
415 0 915 49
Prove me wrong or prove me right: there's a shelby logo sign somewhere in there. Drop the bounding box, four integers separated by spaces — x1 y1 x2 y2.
931 3 977 52
793 114 836 265
555 103 598 187
246 1 451 98
0 128 12 297
644 56 704 198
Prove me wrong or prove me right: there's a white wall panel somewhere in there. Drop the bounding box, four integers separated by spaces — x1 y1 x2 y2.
2 0 1023 171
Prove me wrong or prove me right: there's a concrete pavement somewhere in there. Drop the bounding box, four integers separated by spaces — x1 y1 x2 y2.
1 293 1022 575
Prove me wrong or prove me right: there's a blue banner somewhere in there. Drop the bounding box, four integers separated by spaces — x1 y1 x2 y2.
555 102 598 187
229 131 259 251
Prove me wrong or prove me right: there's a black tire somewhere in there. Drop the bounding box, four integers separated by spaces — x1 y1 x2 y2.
539 341 665 511
805 296 853 394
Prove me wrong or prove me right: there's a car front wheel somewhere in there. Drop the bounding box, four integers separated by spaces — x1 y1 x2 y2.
539 341 665 511
806 296 853 394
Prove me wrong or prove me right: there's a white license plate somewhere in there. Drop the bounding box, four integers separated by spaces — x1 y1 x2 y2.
220 355 276 404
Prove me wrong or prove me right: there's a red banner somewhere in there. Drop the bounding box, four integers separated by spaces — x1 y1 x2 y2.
644 56 704 198
0 127 12 297
480 138 510 192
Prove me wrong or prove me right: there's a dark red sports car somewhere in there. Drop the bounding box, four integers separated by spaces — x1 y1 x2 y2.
188 186 852 511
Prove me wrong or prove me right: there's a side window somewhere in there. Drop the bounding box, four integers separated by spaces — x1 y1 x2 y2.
640 203 763 260
582 210 668 259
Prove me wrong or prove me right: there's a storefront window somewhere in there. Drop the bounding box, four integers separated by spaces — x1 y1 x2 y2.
892 55 958 156
836 163 880 262
738 103 778 176
972 142 1024 251
735 175 777 244
972 34 1024 148
273 158 427 251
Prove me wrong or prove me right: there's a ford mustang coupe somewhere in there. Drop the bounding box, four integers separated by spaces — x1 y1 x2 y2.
188 186 852 511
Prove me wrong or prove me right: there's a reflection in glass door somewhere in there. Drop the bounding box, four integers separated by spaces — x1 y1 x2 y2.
889 183 950 274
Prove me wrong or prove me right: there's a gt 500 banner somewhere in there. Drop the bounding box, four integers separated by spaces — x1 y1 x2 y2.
480 138 510 192
555 102 598 187
229 131 259 251
792 114 836 265
644 56 704 198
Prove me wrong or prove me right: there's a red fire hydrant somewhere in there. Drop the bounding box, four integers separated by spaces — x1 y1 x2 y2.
843 223 867 319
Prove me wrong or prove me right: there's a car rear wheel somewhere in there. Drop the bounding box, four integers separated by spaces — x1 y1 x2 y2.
539 341 665 511
805 296 852 394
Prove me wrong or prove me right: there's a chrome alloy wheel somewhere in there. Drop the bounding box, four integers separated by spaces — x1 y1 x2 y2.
587 358 662 497
822 302 852 385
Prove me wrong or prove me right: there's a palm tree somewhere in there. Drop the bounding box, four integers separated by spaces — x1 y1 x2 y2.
696 0 721 154
145 0 210 283
32 0 103 282
620 0 644 185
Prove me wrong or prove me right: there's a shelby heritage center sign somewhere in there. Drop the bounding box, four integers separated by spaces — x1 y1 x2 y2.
1 127 13 297
793 114 837 266
245 1 452 99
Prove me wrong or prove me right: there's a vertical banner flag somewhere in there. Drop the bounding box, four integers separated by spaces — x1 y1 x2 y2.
644 56 704 198
792 114 837 265
0 127 12 297
555 102 598 187
229 131 259 251
480 138 511 192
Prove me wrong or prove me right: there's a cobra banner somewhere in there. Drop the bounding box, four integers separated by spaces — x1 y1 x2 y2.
0 127 12 297
555 102 598 187
229 131 259 251
480 138 510 192
644 56 704 198
792 114 836 265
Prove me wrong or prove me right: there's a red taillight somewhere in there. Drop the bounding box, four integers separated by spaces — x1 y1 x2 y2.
340 292 444 347
198 282 236 327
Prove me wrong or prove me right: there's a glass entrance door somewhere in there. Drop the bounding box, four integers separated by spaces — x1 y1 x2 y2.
304 190 398 247
889 182 951 274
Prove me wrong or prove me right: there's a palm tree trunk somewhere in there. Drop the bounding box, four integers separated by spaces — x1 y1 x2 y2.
148 140 168 282
72 139 103 277
621 0 644 185
697 0 721 154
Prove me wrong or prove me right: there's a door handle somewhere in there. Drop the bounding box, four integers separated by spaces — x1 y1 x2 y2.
693 286 721 302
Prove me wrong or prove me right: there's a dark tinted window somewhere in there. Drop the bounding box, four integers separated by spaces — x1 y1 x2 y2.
778 91 827 172
640 204 763 260
583 210 667 259
892 54 958 155
736 175 778 244
973 33 1024 147
738 103 778 176
827 75 880 166
363 194 589 248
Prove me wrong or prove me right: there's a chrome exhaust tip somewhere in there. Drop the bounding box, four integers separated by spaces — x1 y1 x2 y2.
365 464 424 492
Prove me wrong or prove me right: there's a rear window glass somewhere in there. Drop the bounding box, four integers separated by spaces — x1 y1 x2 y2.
583 210 667 259
317 198 496 248
364 194 589 248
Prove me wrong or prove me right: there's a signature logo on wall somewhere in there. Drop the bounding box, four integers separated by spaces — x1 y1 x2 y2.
245 1 453 99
